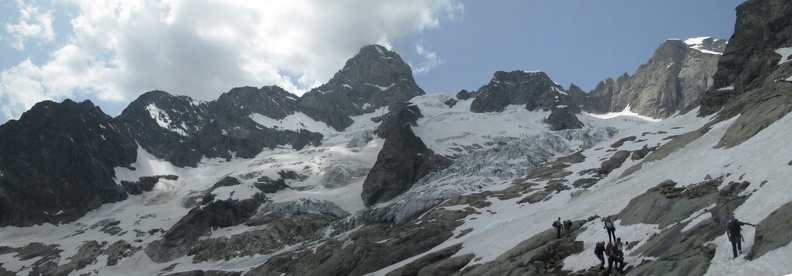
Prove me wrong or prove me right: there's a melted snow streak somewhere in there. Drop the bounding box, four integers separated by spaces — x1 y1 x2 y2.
329 127 617 233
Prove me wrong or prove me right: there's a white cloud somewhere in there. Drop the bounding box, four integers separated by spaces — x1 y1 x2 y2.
4 0 55 51
413 41 444 74
0 0 463 120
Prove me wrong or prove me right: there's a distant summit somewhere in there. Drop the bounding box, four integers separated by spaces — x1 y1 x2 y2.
571 37 726 118
298 44 425 130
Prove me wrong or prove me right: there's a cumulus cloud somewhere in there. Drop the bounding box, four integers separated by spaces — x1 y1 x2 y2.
413 41 444 74
0 0 462 120
4 0 55 50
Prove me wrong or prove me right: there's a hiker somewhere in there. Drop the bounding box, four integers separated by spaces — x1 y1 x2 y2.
607 237 626 274
603 216 616 243
563 219 573 237
594 240 606 270
552 217 563 239
727 217 755 258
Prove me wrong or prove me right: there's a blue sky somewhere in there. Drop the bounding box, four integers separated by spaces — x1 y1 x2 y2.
0 0 745 122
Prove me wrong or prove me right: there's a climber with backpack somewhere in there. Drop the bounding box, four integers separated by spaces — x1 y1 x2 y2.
606 237 626 274
726 217 755 258
594 240 606 270
603 216 617 244
552 217 563 239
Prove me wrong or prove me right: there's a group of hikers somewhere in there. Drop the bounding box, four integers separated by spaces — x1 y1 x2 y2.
552 216 625 274
552 215 757 274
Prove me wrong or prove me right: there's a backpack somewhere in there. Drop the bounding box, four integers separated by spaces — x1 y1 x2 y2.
605 220 614 229
552 221 559 228
594 242 604 254
727 219 741 236
605 243 612 255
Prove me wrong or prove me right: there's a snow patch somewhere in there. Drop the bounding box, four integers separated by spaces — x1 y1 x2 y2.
775 47 792 65
250 112 335 134
585 105 661 122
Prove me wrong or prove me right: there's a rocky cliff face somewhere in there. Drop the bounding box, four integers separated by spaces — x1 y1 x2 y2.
298 45 425 131
0 100 137 226
700 0 792 116
470 71 577 114
580 38 725 118
117 87 323 167
361 103 451 206
697 0 792 149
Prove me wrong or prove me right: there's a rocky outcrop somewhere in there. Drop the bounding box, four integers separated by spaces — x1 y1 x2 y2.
361 103 451 206
470 71 578 114
700 0 792 116
463 220 587 275
145 197 262 263
545 106 584 131
189 212 339 263
582 38 724 119
617 178 751 275
0 99 137 227
117 88 324 167
298 44 425 131
747 200 792 260
692 0 792 148
245 199 473 276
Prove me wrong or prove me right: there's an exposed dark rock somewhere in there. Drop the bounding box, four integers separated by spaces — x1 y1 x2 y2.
583 38 724 119
362 103 451 206
470 71 578 114
462 221 586 275
298 44 425 131
246 204 472 276
444 98 458 108
121 175 179 195
700 0 792 116
617 178 751 274
145 198 262 263
599 150 631 175
546 107 584 131
630 145 653 160
385 244 471 276
166 271 242 276
747 200 792 260
190 212 338 262
456 89 473 100
106 240 139 266
611 136 637 148
0 99 137 227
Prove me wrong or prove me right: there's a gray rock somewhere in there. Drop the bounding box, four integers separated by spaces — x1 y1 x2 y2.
0 100 137 227
546 106 584 131
362 103 451 206
190 212 338 263
701 0 792 116
246 205 471 276
385 244 469 276
582 38 723 119
470 71 578 114
297 44 425 131
462 225 585 275
145 198 262 263
747 200 792 260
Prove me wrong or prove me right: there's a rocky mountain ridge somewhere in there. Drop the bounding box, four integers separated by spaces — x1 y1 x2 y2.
2 0 792 275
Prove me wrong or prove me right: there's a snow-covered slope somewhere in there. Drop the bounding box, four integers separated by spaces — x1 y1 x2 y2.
5 88 791 275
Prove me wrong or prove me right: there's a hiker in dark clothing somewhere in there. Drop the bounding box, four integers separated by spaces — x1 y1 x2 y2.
594 241 606 270
603 216 616 243
563 219 573 238
552 217 563 239
727 218 755 258
606 238 625 274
